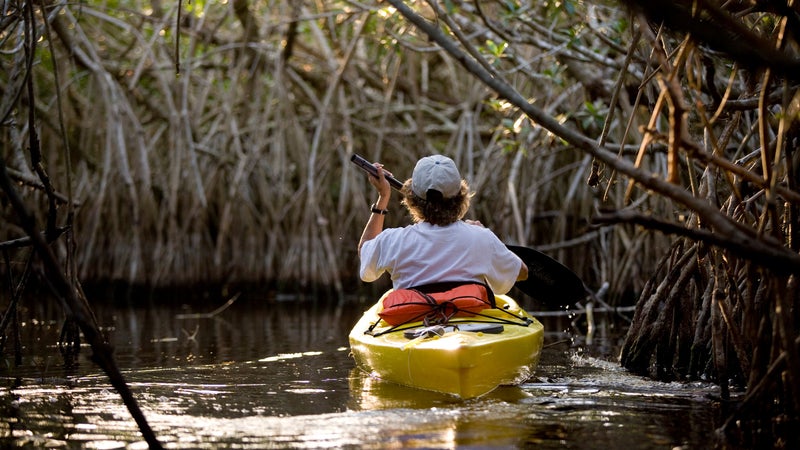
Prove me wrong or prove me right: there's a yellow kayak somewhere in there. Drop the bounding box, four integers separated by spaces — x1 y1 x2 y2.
348 292 544 399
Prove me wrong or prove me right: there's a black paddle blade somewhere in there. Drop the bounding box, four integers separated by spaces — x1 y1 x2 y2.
506 245 587 307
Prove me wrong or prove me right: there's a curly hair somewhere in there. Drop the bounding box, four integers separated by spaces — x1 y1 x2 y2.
400 179 472 226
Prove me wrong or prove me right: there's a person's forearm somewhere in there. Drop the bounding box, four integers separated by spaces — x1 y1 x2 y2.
357 195 390 254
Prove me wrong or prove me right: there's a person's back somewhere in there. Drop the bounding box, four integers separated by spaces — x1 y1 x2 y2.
357 155 527 294
361 220 522 293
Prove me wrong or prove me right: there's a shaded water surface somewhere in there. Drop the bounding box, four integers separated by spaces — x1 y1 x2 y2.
0 290 723 449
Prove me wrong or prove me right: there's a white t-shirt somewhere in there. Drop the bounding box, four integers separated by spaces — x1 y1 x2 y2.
359 221 523 294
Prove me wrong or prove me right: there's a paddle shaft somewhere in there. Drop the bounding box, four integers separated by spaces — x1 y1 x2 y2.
350 154 404 190
351 154 586 306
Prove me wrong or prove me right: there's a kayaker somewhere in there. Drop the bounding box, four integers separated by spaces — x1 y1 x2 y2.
358 154 528 295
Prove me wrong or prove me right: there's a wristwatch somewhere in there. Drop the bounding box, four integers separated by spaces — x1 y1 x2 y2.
370 203 388 215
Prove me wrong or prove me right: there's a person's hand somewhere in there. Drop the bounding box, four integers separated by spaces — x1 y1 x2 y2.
464 219 485 227
368 163 392 198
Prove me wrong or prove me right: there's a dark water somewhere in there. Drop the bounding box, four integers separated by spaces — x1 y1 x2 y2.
0 290 723 449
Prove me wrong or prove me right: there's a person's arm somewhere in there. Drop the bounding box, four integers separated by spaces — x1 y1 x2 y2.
358 164 392 256
517 261 529 281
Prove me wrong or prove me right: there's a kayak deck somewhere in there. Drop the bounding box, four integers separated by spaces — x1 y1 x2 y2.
348 293 544 399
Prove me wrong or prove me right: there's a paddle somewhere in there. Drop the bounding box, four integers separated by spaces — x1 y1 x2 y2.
505 245 587 306
351 154 587 307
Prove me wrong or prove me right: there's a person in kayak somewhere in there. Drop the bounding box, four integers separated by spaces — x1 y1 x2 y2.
358 154 528 295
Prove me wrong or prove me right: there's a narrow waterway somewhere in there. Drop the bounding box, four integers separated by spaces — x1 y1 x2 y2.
0 289 724 449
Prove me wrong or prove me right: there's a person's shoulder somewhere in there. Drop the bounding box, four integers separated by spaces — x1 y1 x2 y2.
455 220 493 233
456 220 503 243
374 224 418 242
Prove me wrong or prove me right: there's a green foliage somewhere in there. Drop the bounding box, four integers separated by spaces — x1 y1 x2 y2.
481 39 508 66
544 0 578 17
574 99 608 133
542 63 566 87
183 0 206 16
500 0 518 11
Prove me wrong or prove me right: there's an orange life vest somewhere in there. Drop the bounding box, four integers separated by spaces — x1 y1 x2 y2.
378 283 492 326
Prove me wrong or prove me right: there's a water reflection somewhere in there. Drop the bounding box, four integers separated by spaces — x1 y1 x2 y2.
0 292 722 448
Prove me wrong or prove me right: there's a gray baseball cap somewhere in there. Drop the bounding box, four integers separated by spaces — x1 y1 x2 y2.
411 155 462 199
